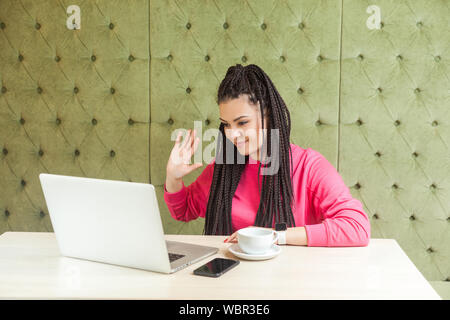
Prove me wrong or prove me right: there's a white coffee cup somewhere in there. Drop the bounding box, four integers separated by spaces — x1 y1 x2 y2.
237 227 278 255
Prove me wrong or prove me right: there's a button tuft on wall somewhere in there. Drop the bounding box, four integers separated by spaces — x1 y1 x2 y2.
2 148 7 156
298 22 305 30
1 86 6 94
35 23 41 30
92 118 97 125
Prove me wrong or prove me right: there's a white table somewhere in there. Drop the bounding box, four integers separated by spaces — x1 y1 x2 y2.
0 232 441 300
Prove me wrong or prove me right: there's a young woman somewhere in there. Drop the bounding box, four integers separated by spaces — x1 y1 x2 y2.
164 64 370 247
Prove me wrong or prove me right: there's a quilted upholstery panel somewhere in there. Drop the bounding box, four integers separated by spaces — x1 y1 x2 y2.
150 0 342 235
0 0 448 299
0 0 150 233
340 0 449 287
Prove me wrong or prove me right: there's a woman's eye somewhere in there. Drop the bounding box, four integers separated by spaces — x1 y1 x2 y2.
221 121 248 127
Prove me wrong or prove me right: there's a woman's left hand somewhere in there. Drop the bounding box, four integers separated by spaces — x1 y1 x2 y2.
224 226 273 243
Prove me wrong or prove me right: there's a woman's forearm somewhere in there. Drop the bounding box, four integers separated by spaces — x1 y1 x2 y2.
286 227 308 246
165 174 183 193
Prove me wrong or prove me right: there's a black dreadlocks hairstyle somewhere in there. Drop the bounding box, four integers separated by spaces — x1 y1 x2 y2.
203 64 296 235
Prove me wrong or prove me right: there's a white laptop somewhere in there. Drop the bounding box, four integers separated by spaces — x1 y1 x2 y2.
39 173 218 273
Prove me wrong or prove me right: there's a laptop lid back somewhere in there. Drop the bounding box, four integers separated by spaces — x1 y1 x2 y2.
39 173 172 273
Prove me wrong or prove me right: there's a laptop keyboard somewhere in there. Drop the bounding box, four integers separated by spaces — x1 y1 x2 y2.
168 252 185 263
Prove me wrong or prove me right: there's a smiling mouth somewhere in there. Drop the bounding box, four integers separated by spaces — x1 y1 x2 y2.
236 139 248 145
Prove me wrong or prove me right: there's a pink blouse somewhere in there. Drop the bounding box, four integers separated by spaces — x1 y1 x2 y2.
163 143 370 247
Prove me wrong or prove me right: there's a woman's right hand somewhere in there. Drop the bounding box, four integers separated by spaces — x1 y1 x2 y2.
166 129 203 180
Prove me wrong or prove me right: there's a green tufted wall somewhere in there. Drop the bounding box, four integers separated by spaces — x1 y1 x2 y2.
0 0 448 299
0 0 150 232
339 0 449 299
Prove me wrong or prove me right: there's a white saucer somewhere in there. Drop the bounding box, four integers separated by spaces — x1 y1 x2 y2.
228 243 281 261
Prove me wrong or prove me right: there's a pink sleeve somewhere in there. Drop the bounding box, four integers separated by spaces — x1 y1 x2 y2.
163 160 215 222
303 150 371 247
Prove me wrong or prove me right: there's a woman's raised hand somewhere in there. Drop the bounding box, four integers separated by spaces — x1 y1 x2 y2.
166 129 203 180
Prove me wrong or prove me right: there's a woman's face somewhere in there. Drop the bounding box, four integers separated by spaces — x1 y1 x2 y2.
219 95 269 162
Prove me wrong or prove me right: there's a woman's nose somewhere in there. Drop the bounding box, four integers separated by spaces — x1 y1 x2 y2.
228 128 243 139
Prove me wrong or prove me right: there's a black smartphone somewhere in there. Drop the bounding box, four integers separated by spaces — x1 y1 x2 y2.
193 258 240 278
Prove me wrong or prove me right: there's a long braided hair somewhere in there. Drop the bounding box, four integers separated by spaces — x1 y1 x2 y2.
203 64 296 235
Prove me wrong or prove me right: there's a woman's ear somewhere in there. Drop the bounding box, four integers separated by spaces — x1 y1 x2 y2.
264 113 270 129
258 111 269 131
262 106 270 122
